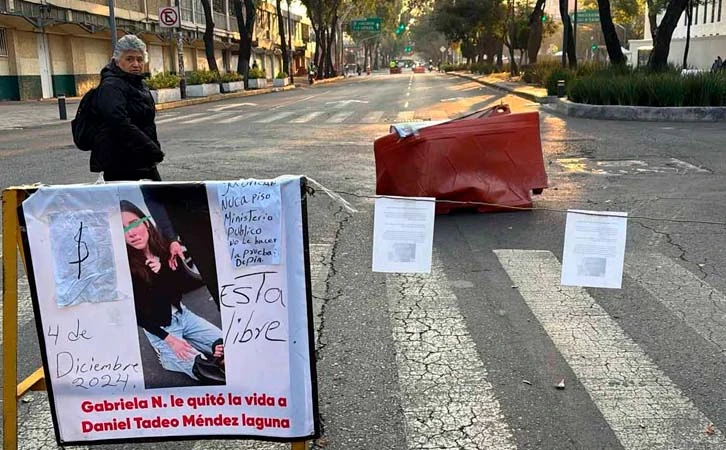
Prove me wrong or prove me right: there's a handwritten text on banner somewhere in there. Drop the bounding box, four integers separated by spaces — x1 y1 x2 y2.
218 180 282 267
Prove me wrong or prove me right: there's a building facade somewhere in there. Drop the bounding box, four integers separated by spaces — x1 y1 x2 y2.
629 2 726 69
0 0 313 100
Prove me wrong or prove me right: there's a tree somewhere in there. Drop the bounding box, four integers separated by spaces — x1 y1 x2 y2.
300 0 343 78
526 0 546 64
598 0 626 65
647 0 688 70
275 0 290 77
232 0 257 86
200 0 220 74
559 0 577 67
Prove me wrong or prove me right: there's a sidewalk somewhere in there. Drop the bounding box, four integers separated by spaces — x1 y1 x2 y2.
448 71 554 103
0 76 345 132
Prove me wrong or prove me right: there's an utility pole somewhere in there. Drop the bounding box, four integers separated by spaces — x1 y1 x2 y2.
175 0 186 98
287 0 293 83
108 0 117 52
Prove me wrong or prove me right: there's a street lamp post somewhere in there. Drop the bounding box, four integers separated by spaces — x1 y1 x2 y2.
286 0 293 83
108 0 117 52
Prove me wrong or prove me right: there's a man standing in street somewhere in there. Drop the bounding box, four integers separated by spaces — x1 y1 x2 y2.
91 34 164 181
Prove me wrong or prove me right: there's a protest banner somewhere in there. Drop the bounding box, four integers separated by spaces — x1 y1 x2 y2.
19 176 319 445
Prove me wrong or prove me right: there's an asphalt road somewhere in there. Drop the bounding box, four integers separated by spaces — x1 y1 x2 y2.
2 71 726 449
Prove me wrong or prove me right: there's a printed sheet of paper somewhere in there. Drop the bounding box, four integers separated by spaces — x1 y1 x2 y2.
372 196 435 273
561 209 628 289
217 180 282 267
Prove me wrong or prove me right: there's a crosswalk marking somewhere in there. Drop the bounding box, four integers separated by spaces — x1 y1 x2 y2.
254 111 296 123
387 261 516 449
325 111 354 124
360 111 384 123
290 111 324 123
155 113 205 124
494 249 725 449
180 112 236 124
626 253 726 351
217 112 263 124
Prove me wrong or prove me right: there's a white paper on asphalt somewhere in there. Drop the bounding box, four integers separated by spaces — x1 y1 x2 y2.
561 209 627 288
372 196 435 273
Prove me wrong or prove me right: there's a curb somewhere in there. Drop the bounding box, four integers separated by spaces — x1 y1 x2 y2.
155 84 296 111
447 72 555 104
542 99 726 122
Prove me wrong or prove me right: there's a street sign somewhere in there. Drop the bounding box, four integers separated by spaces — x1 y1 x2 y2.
158 6 180 28
351 17 381 32
571 9 599 23
440 46 446 53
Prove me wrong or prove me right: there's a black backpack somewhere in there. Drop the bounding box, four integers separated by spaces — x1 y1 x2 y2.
71 87 99 151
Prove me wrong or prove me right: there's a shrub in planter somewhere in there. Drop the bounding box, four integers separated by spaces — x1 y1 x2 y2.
220 71 243 82
146 72 180 90
186 70 220 97
145 72 180 103
220 71 245 93
247 67 268 89
248 67 266 79
187 69 219 85
273 71 289 87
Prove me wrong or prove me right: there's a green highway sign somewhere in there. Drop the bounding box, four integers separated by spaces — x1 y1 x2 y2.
572 10 599 23
351 17 381 32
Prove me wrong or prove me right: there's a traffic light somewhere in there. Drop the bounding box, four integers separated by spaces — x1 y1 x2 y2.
404 46 412 53
541 14 547 23
591 43 597 51
395 23 405 35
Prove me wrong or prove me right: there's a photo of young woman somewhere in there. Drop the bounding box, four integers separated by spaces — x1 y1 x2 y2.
120 199 225 388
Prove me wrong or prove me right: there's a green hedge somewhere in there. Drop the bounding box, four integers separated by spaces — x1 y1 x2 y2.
568 71 726 106
187 70 220 85
145 72 180 90
248 67 266 79
220 71 243 82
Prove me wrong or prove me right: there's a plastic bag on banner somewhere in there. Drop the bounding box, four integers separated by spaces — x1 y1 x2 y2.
374 104 548 214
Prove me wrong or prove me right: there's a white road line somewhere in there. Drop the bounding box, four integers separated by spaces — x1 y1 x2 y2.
290 111 324 123
387 261 516 449
626 253 726 353
180 113 235 124
156 113 205 124
217 112 263 124
253 111 296 123
360 111 384 123
494 249 726 449
394 111 415 123
325 111 354 124
208 102 258 112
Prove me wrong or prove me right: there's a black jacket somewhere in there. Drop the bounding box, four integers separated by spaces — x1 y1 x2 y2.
90 61 164 173
132 263 184 340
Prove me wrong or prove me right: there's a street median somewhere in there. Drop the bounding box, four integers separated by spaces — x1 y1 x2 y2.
446 70 726 122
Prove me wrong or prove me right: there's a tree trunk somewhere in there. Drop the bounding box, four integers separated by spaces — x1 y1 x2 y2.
646 0 658 40
200 0 219 74
598 0 625 65
373 41 380 69
648 0 688 70
527 0 546 64
559 0 577 67
683 0 692 67
233 0 255 86
275 0 289 78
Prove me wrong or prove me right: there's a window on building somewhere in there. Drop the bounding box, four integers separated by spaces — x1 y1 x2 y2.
719 0 722 21
711 0 716 21
180 0 193 22
693 3 697 25
703 0 708 23
0 28 7 57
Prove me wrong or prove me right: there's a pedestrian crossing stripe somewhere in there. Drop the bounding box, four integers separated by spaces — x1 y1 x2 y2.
155 110 425 125
7 246 726 449
494 249 725 449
